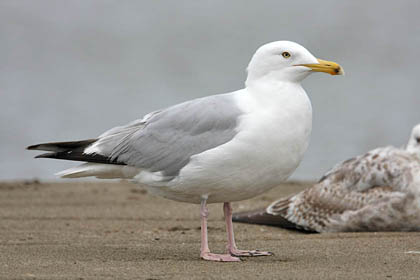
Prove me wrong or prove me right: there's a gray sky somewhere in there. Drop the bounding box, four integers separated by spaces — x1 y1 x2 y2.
1 0 419 181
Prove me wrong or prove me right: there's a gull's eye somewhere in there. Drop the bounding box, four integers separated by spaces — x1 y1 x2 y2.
416 137 420 144
282 52 291 58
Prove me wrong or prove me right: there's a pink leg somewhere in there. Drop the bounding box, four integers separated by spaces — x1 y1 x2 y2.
200 199 240 262
224 202 273 257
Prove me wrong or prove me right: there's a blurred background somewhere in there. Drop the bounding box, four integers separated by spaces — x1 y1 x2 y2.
1 0 419 181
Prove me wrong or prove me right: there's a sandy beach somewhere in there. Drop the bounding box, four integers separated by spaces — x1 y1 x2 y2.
1 180 420 279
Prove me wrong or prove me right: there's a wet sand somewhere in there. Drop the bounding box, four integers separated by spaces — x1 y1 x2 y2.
1 180 420 279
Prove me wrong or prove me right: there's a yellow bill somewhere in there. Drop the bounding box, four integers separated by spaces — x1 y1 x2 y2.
298 58 344 75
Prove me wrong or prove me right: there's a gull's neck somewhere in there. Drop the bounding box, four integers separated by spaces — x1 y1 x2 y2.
405 132 420 158
245 75 304 99
245 69 310 87
242 76 310 113
406 145 420 160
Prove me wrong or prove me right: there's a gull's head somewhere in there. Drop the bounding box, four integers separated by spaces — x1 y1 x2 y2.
246 41 344 85
406 124 420 156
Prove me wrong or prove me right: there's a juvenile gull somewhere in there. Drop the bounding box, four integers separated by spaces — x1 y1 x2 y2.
233 124 420 233
27 41 343 261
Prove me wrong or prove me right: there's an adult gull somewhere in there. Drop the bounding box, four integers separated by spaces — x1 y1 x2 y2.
233 124 420 233
28 41 343 261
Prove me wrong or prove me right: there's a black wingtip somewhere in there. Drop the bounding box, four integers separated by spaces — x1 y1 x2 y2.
233 208 283 226
34 152 56 159
26 139 124 165
233 208 316 233
30 149 126 165
26 139 98 152
27 144 39 150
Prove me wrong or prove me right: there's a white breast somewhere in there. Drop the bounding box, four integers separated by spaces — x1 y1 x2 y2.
151 83 312 204
234 83 312 181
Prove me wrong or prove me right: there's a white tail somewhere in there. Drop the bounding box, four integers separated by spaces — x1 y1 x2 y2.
56 163 140 179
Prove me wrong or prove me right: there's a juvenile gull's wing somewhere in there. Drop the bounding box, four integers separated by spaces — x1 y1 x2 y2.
234 147 420 232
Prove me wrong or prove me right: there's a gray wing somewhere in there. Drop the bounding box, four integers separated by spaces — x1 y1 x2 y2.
88 93 243 178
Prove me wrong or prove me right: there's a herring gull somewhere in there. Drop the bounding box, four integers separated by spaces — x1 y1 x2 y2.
27 41 343 261
233 124 420 233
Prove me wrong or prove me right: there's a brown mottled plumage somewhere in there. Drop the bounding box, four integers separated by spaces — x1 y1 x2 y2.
233 124 420 232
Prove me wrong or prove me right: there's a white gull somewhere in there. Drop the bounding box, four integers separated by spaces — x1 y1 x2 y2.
28 41 343 261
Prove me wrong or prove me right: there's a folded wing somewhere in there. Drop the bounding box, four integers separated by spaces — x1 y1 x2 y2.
28 93 243 179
